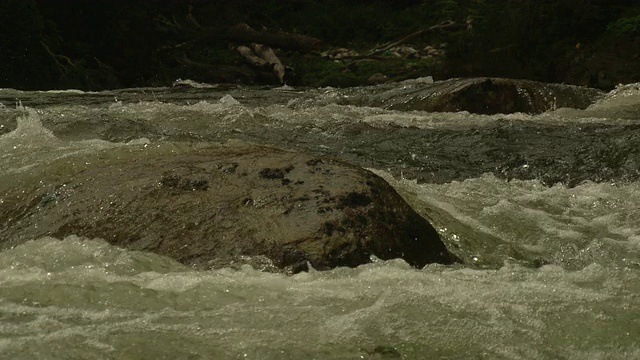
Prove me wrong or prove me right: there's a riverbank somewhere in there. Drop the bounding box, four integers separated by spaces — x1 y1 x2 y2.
2 1 640 90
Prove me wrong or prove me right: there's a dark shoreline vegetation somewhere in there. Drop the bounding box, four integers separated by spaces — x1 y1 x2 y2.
2 0 640 91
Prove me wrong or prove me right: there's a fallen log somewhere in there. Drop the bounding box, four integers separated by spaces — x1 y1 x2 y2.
156 19 323 52
236 43 290 84
227 23 323 52
156 14 313 84
251 43 287 84
368 20 463 56
236 45 269 67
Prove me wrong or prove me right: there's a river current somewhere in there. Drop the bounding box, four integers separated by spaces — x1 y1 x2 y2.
0 81 639 359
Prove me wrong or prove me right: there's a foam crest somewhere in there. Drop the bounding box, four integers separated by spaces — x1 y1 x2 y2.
374 171 640 270
0 236 637 359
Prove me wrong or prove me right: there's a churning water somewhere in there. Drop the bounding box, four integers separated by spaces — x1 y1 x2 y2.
0 82 639 359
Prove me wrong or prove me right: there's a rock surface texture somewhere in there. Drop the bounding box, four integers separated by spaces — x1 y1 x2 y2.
339 77 604 114
0 141 458 272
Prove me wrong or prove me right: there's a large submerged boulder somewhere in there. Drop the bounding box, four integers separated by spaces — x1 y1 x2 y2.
0 140 458 272
338 77 604 114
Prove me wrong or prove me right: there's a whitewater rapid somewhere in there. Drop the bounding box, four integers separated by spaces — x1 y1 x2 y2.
0 82 639 359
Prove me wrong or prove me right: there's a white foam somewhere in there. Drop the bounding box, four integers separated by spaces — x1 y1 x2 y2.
219 94 240 105
0 236 637 359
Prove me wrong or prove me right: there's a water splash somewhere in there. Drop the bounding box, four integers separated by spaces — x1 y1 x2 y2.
0 236 637 359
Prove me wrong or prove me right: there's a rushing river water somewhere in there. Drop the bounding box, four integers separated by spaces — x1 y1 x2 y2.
0 81 639 359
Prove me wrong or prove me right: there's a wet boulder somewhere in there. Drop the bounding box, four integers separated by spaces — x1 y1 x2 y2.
340 77 604 114
0 140 458 272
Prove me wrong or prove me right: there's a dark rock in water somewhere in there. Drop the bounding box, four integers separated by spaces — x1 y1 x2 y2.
340 77 604 114
0 141 458 273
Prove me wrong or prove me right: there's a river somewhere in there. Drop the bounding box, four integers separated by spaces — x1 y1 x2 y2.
0 80 639 359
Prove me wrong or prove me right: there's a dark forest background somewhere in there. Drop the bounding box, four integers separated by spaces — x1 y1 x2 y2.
2 0 640 90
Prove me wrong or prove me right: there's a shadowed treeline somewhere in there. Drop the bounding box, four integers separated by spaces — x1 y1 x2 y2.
2 0 639 90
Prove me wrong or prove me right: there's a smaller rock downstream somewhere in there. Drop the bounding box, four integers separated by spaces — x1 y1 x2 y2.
334 77 604 114
1 80 636 188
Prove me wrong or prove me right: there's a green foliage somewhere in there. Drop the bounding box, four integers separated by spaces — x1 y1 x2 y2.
607 16 640 36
